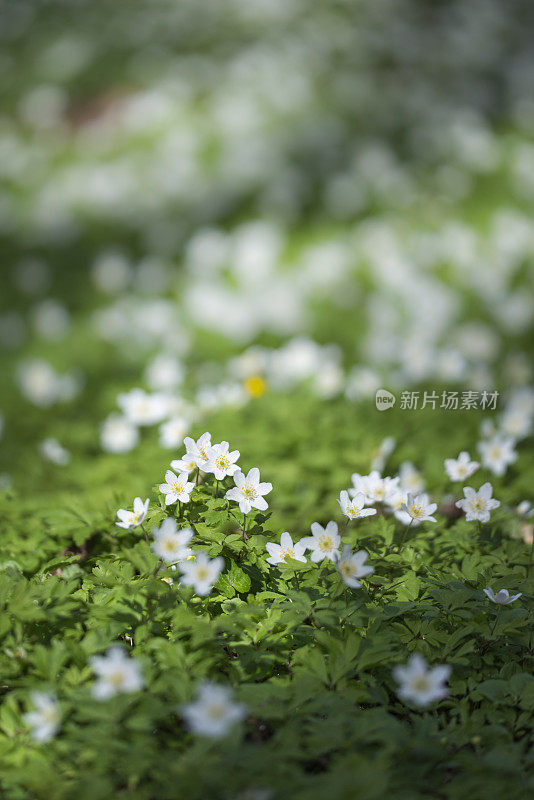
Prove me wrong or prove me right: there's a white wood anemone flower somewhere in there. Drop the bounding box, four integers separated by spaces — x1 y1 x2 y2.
265 532 307 567
444 451 480 482
401 493 437 525
181 682 246 738
116 497 149 530
182 432 212 471
300 521 341 562
455 482 500 522
178 551 224 596
338 490 377 521
159 470 195 505
483 587 522 605
204 441 240 480
335 545 374 588
477 435 517 476
225 467 272 514
152 518 194 564
90 646 144 700
393 654 450 707
24 692 61 742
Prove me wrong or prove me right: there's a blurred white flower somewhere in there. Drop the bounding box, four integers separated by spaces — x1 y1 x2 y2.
181 682 246 738
144 353 184 391
477 435 517 476
90 647 144 700
117 389 169 426
159 417 190 449
398 461 424 494
24 692 61 742
39 437 70 466
92 250 132 294
444 451 479 482
100 413 139 453
179 551 223 596
152 518 193 564
335 546 374 588
393 654 450 707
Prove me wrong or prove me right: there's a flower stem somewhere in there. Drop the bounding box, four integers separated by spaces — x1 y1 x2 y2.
490 605 502 637
399 517 413 548
140 524 149 545
242 513 248 541
216 480 219 498
177 500 182 518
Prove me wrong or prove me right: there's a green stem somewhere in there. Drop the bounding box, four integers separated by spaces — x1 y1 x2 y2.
490 605 502 637
216 480 219 498
399 517 414 548
140 524 149 545
242 513 248 541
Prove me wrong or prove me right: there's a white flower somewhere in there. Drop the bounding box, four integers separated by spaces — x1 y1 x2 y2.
181 682 246 738
100 413 139 453
517 500 534 519
350 471 399 505
179 551 223 596
483 587 522 605
152 518 193 564
477 435 517 476
225 467 272 514
500 407 532 441
455 482 500 522
90 646 144 700
335 546 374 588
159 470 195 505
24 692 61 742
386 490 412 525
116 497 149 530
265 532 307 566
180 432 212 471
117 388 169 426
159 417 190 449
300 521 341 562
393 654 450 707
204 441 240 480
39 438 70 466
338 491 377 521
144 353 184 391
398 461 425 494
170 435 200 474
444 451 479 482
401 493 437 524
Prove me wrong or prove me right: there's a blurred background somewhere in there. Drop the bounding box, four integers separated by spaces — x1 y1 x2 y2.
1 0 533 487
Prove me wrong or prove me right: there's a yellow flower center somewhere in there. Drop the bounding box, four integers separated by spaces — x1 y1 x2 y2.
410 675 430 693
207 703 225 720
280 547 295 562
340 562 356 577
216 455 230 470
172 482 182 493
244 375 267 398
195 566 209 580
410 505 423 518
110 670 126 689
242 484 256 499
318 536 333 551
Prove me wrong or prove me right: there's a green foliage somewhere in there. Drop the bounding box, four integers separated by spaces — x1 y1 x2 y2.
0 399 533 800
